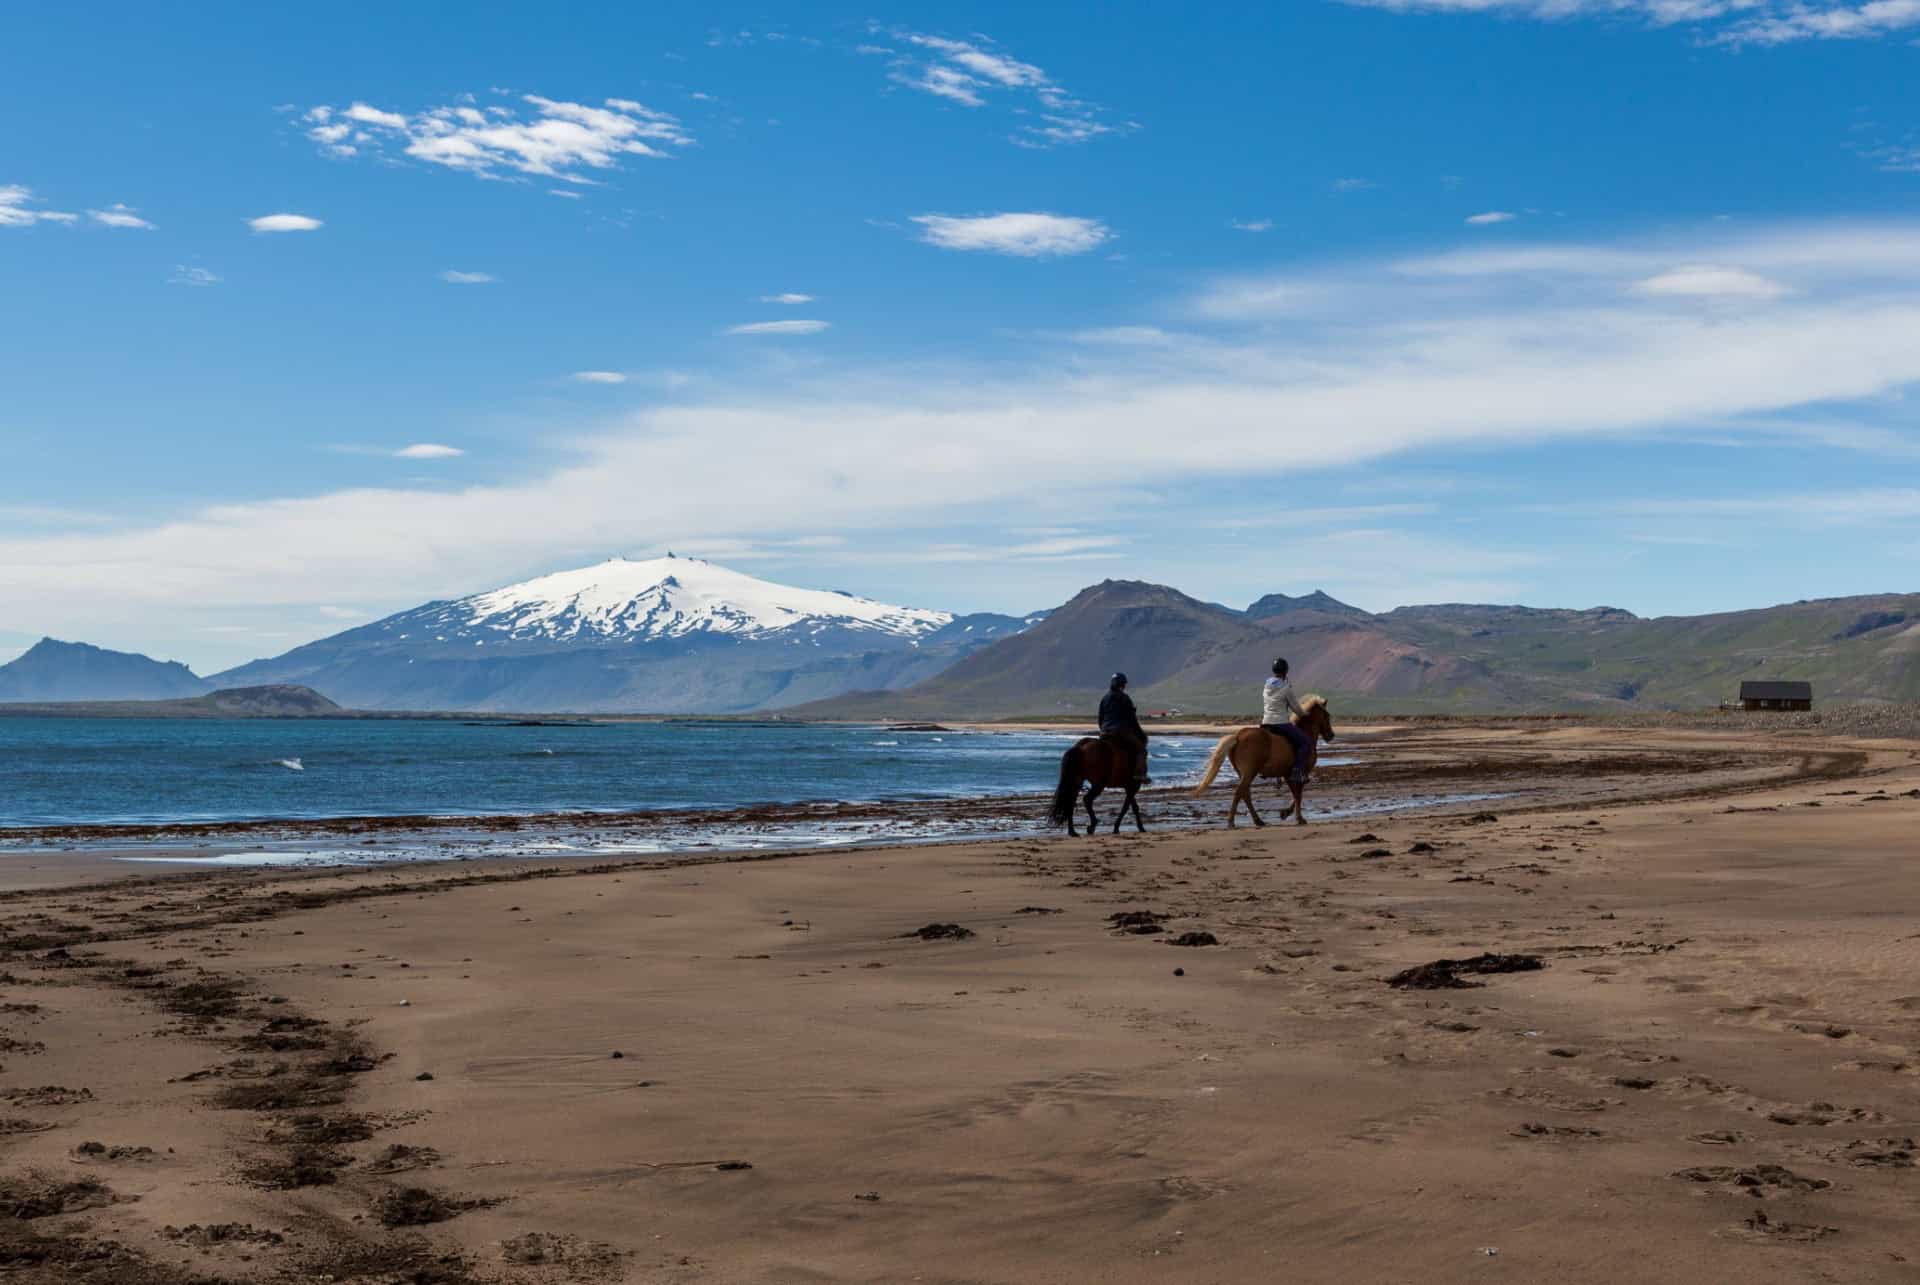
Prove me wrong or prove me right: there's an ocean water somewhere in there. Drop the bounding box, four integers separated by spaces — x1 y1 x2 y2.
0 718 1234 828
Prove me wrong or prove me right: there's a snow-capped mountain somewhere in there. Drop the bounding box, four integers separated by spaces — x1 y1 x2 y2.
212 555 1036 713
419 555 952 644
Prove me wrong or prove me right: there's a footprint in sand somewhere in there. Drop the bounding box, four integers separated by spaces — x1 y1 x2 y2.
1510 1122 1606 1140
1672 1163 1831 1196
1731 1210 1839 1243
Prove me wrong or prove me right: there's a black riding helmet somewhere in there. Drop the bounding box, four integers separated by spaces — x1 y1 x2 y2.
1110 672 1128 689
1272 658 1289 677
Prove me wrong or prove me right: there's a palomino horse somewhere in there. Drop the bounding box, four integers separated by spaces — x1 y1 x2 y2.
1048 736 1146 837
1190 697 1336 827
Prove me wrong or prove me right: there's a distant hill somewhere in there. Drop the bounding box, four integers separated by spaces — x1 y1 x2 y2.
0 638 211 702
797 583 1920 719
798 580 1504 720
0 684 342 719
1245 590 1369 622
211 555 1040 714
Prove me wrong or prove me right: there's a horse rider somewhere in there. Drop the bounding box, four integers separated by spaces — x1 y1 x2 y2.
1261 657 1314 786
1098 672 1151 784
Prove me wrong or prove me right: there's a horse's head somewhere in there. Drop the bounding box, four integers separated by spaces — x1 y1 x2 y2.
1302 695 1335 742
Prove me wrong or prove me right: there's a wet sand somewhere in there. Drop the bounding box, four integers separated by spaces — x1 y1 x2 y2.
2 723 1919 1281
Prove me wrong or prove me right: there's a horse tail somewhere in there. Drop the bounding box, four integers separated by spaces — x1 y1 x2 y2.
1049 744 1085 826
1189 733 1236 796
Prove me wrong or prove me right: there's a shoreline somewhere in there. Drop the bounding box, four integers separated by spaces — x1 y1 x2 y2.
0 724 1859 870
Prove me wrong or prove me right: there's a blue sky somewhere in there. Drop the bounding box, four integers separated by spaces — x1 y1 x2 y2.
4 0 1920 672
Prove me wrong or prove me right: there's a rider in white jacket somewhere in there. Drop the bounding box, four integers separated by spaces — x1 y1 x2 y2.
1259 658 1314 786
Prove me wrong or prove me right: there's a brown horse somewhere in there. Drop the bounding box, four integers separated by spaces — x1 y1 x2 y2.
1048 736 1146 837
1189 697 1336 827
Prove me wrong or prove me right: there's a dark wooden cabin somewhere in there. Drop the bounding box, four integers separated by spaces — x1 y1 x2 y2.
1738 680 1812 712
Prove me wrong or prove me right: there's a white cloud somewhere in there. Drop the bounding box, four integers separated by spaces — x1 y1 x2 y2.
394 443 464 460
1230 218 1274 233
759 292 815 304
302 94 692 183
572 370 629 384
168 265 220 287
1332 177 1375 192
250 213 322 233
1338 0 1920 44
17 219 1920 639
549 189 584 199
881 30 1124 148
88 203 153 229
1633 265 1791 300
441 270 497 284
912 212 1110 257
344 101 407 129
0 185 76 227
1465 210 1516 225
726 319 831 335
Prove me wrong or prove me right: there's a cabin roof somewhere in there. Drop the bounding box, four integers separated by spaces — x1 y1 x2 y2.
1739 680 1812 700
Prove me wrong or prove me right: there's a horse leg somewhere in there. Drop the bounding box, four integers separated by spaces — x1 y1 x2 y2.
1128 786 1145 833
1112 785 1126 835
1084 785 1102 837
1230 762 1263 827
1290 779 1307 826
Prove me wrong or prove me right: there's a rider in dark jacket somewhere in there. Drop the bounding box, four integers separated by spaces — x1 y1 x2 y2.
1098 673 1150 784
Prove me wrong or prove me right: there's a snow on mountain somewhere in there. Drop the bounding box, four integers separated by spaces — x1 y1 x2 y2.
413 555 952 644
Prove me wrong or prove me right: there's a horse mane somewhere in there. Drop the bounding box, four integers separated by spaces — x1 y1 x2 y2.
1301 694 1326 713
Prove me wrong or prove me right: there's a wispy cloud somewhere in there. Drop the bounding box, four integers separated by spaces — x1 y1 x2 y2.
1339 0 1920 45
726 319 831 335
394 443 464 460
759 292 814 304
301 94 692 183
249 213 322 233
1332 177 1375 193
878 30 1128 148
168 265 220 287
1230 218 1274 233
1465 210 1516 225
572 370 629 384
912 212 1111 257
441 269 496 284
0 185 76 227
1067 326 1179 346
1633 265 1790 300
16 219 1920 635
88 203 153 229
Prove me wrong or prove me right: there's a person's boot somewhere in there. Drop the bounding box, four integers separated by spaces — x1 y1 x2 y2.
1137 753 1152 786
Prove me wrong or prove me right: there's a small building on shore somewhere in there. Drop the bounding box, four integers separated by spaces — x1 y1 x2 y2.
1738 680 1812 712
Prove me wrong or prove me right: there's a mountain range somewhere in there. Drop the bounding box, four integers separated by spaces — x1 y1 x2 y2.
208 556 1040 714
0 638 211 703
4 557 1915 715
808 580 1920 719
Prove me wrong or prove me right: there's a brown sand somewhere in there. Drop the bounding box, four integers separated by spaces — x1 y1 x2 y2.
3 723 1919 1281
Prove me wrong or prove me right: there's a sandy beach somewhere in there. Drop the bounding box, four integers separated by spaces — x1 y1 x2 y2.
4 721 1920 1282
